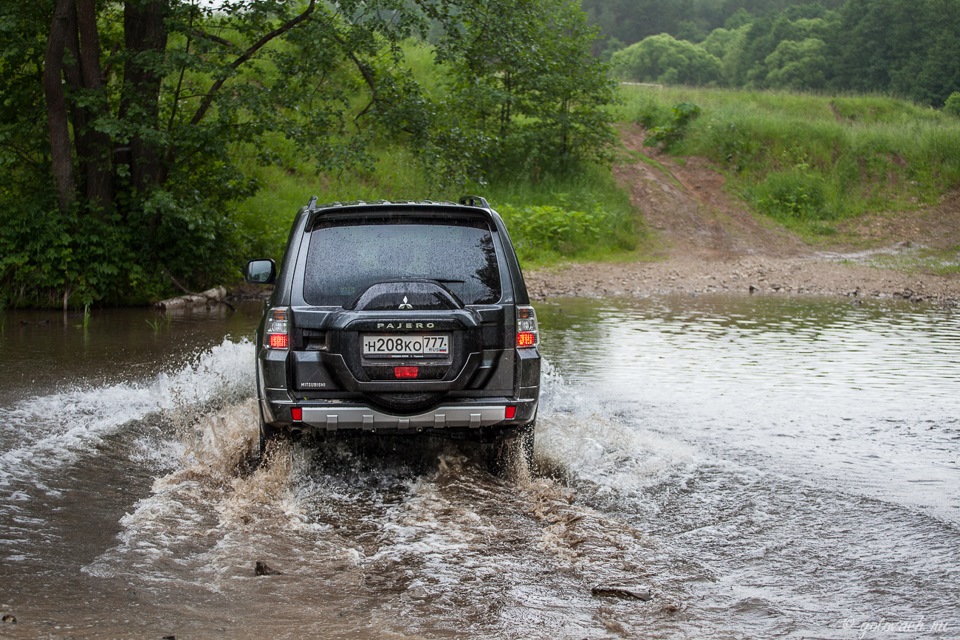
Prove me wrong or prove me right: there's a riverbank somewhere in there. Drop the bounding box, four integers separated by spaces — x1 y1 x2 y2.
525 252 960 306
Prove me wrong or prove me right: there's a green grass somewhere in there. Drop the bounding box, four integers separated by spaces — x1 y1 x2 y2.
233 139 442 261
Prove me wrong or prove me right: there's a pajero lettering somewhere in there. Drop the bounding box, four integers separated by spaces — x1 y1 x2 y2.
376 322 435 330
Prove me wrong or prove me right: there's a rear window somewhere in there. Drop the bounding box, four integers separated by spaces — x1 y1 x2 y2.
302 216 502 307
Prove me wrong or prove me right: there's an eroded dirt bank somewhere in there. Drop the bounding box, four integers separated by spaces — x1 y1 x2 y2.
526 126 960 306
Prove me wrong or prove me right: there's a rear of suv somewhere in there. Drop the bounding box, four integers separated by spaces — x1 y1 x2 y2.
244 196 541 469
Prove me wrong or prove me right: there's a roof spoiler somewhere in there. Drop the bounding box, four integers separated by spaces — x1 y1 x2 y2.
459 195 490 208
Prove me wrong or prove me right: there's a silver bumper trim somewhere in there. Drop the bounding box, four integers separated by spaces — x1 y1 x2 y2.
300 405 508 431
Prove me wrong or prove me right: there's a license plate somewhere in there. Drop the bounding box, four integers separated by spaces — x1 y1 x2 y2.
362 334 449 358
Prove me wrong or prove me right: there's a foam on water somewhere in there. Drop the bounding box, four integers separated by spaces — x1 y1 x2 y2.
0 338 254 489
536 359 700 509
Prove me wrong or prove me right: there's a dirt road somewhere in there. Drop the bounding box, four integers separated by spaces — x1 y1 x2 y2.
526 126 960 306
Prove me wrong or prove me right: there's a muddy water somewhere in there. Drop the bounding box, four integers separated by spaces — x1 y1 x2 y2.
1 297 958 639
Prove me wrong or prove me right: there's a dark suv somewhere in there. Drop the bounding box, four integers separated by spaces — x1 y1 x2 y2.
244 196 541 468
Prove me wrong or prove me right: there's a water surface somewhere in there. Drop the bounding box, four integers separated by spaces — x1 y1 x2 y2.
0 295 957 639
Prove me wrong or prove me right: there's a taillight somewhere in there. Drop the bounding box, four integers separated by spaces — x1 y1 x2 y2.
516 305 539 348
265 307 289 350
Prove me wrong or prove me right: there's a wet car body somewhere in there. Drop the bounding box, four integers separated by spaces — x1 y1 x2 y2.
245 196 541 465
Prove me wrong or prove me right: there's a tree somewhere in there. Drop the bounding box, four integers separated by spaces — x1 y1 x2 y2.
763 38 829 90
1 0 435 306
427 0 617 181
610 34 722 86
1 0 617 307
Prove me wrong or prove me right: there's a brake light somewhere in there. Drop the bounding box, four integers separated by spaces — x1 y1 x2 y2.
394 366 419 379
516 305 539 348
265 307 289 350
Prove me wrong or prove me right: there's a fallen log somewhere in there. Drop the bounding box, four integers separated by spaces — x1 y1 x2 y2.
155 286 229 310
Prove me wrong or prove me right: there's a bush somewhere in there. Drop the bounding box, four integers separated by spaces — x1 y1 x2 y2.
945 92 960 118
496 198 636 263
0 201 139 308
645 102 702 150
752 169 830 223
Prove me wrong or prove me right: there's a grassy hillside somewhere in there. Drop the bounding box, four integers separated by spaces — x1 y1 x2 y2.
619 85 960 237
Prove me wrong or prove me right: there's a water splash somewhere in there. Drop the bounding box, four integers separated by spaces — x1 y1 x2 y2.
0 338 254 489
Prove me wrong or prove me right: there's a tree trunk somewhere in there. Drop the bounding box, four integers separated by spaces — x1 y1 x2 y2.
74 0 113 210
44 0 77 212
119 0 169 196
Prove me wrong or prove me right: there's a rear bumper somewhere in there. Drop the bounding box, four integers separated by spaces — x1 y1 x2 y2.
263 398 538 433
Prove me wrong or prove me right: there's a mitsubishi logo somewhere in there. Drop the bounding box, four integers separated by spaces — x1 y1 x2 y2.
398 295 414 310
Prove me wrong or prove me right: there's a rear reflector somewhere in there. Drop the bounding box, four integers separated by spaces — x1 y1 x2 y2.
394 366 419 379
505 405 517 419
517 332 536 348
291 407 303 421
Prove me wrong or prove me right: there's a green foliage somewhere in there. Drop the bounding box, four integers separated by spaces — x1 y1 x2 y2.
0 198 148 308
497 204 603 258
484 167 640 263
644 102 702 150
234 143 441 262
751 168 831 223
762 38 829 90
233 142 641 267
581 0 845 51
496 197 637 263
425 0 618 183
591 0 959 108
831 0 960 106
2 0 620 307
610 35 722 86
945 92 960 118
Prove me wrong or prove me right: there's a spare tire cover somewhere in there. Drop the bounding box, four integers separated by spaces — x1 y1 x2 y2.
349 280 464 311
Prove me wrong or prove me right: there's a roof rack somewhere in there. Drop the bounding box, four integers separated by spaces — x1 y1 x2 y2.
459 195 490 208
305 197 490 211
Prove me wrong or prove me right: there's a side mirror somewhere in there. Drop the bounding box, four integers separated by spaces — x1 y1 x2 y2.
245 259 276 285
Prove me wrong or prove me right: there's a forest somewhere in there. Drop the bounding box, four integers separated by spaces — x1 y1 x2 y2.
0 0 616 308
596 0 960 108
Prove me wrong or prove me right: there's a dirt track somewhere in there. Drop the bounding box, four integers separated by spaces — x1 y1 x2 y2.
526 126 960 306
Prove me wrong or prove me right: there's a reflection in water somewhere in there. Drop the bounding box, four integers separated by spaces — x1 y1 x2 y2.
537 295 960 521
0 302 265 405
0 295 958 638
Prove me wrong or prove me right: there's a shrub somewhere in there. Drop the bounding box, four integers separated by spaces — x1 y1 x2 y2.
752 169 830 223
496 199 635 262
945 92 960 118
645 102 702 150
